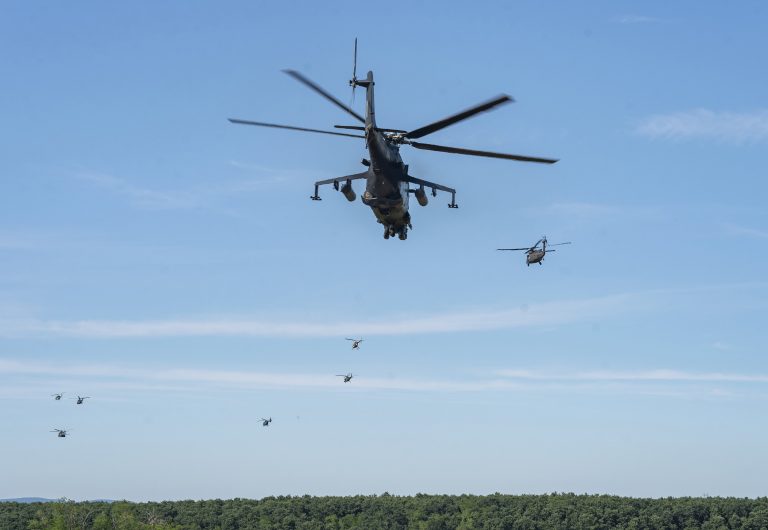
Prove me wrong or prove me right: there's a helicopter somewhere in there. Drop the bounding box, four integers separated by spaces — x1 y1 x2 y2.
51 429 69 438
346 338 363 350
337 373 354 383
74 396 90 405
497 236 571 266
51 393 64 401
229 40 557 240
260 417 273 427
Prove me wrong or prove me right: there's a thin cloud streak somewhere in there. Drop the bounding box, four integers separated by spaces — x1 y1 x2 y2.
636 109 768 143
0 360 513 393
498 368 768 383
614 14 659 24
1 294 637 338
77 172 201 210
3 361 768 399
723 223 768 239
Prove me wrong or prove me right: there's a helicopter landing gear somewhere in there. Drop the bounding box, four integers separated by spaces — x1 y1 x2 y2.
398 227 408 240
383 226 390 239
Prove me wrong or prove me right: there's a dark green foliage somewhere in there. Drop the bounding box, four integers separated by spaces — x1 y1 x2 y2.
2 494 768 530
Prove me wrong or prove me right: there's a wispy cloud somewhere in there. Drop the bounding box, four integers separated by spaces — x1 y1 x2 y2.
538 202 658 220
0 359 512 393
77 172 202 210
4 284 766 339
3 360 767 399
0 294 639 339
75 168 310 213
722 223 768 239
497 368 768 383
636 109 768 143
614 14 658 24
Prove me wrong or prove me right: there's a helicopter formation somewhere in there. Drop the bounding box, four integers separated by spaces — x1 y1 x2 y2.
49 336 362 437
50 394 90 438
50 42 568 440
51 393 91 405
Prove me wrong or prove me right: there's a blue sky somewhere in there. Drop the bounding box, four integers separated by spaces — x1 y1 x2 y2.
1 1 767 501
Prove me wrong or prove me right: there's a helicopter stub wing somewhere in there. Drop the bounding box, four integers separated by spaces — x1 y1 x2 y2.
314 172 369 188
403 175 458 208
312 172 370 201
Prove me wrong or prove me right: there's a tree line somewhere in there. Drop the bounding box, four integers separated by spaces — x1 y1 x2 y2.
2 493 768 529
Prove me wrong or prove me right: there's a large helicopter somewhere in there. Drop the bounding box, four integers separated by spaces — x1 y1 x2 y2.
74 396 90 405
51 393 64 401
498 236 571 266
346 338 363 350
51 429 69 438
229 40 557 240
260 417 273 427
337 373 354 383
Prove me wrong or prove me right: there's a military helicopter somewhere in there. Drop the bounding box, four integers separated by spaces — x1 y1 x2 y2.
74 396 90 405
337 373 354 383
51 393 64 401
51 429 69 438
229 40 557 240
260 417 273 427
346 338 363 350
498 236 571 266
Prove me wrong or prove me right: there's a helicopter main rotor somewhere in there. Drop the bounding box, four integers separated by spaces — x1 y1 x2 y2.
229 72 558 164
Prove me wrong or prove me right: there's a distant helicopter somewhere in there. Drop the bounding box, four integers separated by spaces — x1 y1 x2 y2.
51 429 69 438
51 393 64 401
337 373 354 383
260 417 273 427
498 236 571 266
346 338 363 350
229 40 557 240
74 396 90 405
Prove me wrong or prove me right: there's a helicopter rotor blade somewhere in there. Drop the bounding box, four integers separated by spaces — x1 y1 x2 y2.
228 119 365 139
283 69 366 124
547 242 572 247
404 95 513 139
408 141 558 164
350 38 358 107
497 248 530 251
335 125 407 133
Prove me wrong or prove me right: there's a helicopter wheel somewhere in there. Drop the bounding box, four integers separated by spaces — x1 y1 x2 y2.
398 228 407 240
383 227 390 240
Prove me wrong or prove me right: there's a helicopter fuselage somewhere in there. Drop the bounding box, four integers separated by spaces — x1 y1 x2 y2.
358 73 411 239
526 250 546 265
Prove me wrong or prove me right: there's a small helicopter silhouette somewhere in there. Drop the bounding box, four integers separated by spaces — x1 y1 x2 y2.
74 396 90 405
337 373 354 383
498 236 571 266
346 338 363 350
260 417 273 427
51 393 64 401
51 429 69 438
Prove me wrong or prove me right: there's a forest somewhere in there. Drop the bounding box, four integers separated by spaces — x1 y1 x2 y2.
2 493 768 530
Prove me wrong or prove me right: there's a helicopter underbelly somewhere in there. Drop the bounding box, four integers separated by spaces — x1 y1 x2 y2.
364 179 410 226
